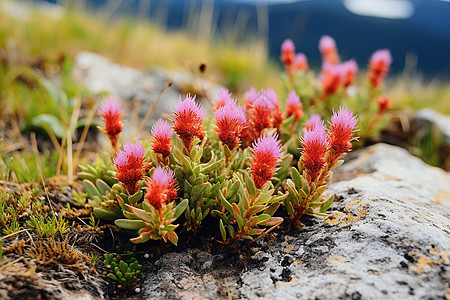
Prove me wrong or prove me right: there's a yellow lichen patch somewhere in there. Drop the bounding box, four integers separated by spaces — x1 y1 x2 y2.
325 207 368 227
344 199 361 212
294 259 303 263
429 248 450 264
275 277 298 289
281 241 295 253
433 190 450 204
401 198 413 202
410 257 437 275
328 255 346 263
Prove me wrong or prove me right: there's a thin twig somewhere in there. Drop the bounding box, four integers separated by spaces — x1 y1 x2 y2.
73 101 99 171
56 134 66 178
67 96 82 184
0 229 31 242
31 133 55 215
136 80 173 138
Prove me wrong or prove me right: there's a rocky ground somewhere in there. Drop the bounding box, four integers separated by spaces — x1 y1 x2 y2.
133 143 449 300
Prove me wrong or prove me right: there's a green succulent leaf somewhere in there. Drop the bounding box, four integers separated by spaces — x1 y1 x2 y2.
115 219 146 230
174 199 189 219
320 194 334 213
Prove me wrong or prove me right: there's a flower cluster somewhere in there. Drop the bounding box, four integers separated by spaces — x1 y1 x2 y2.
280 39 309 80
285 91 304 121
100 98 123 151
144 166 178 211
113 140 146 195
215 102 246 150
368 49 392 89
151 119 172 159
172 94 205 151
250 134 283 189
242 88 284 146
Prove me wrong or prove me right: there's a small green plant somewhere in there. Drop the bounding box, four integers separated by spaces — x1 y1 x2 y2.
103 254 142 288
26 212 69 237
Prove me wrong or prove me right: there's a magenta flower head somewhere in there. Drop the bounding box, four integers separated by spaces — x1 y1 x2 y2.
215 88 234 110
172 94 205 150
341 59 358 88
294 53 309 72
286 91 303 121
253 90 277 110
244 87 258 105
369 49 392 89
304 114 322 131
151 119 172 158
250 134 283 189
300 123 328 183
215 103 246 150
328 106 358 155
113 139 146 195
145 166 178 211
280 39 296 65
319 35 339 64
100 97 123 150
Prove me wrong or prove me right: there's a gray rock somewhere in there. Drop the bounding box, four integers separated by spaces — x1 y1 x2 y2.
137 144 450 300
72 52 222 134
413 108 450 170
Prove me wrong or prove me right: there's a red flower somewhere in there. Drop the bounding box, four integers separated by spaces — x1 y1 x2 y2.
172 94 205 151
100 98 123 150
328 107 358 155
280 39 295 66
251 134 282 189
319 35 340 65
301 123 328 184
368 49 392 89
113 140 146 195
376 96 391 115
215 103 246 150
286 91 304 121
214 88 234 110
151 119 172 158
145 166 178 211
294 53 309 72
341 60 358 88
320 63 343 98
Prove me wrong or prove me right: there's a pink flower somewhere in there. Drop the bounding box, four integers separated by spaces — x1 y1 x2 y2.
250 134 282 189
304 114 322 131
294 53 309 72
172 94 205 150
151 119 172 158
286 91 303 121
319 35 339 64
328 107 358 155
341 59 358 88
100 97 123 150
300 123 328 183
244 87 258 105
145 166 178 211
368 49 392 89
280 39 296 65
214 88 234 110
320 63 344 97
113 139 146 195
215 103 246 150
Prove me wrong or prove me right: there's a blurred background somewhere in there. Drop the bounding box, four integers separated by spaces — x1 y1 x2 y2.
37 0 450 79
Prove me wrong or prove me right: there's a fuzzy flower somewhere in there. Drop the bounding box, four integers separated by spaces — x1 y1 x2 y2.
113 140 146 195
151 119 172 158
172 94 205 150
214 89 234 110
100 98 123 150
250 134 283 189
301 123 328 183
286 91 303 121
294 53 309 72
244 87 258 106
304 114 322 131
341 59 358 88
368 49 392 89
320 63 343 98
280 39 296 66
215 103 246 150
328 107 358 155
145 166 178 211
376 96 391 115
319 35 340 64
